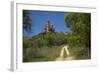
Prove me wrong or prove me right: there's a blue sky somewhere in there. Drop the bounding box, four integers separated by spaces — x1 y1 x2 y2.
24 10 70 37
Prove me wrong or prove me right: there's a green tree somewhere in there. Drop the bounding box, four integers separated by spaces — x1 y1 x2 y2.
23 10 32 33
65 13 91 59
65 13 91 48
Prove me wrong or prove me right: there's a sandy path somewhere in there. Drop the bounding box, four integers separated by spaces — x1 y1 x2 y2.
56 45 75 61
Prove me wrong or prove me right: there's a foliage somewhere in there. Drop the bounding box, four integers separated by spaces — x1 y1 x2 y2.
31 32 67 47
69 46 91 59
23 32 68 62
23 10 32 33
65 12 91 59
23 12 91 62
23 37 32 62
65 13 91 48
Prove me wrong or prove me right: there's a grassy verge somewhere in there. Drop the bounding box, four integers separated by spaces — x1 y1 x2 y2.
69 46 91 60
23 45 65 62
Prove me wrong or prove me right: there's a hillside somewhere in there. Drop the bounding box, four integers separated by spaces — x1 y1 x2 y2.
23 32 68 62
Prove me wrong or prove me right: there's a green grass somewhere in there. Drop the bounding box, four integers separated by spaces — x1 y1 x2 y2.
23 45 91 62
23 45 65 62
69 46 91 60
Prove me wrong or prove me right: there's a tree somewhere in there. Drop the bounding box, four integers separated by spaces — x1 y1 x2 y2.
65 13 91 48
64 13 91 59
23 10 32 33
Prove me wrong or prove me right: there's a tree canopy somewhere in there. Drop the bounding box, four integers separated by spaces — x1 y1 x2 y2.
65 13 91 48
23 10 32 33
64 13 91 59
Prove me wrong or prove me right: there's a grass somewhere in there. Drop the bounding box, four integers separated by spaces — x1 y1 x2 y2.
23 32 91 62
23 45 65 62
69 46 91 60
23 45 91 62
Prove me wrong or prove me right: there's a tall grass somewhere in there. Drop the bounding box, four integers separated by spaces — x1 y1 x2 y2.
23 45 65 62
